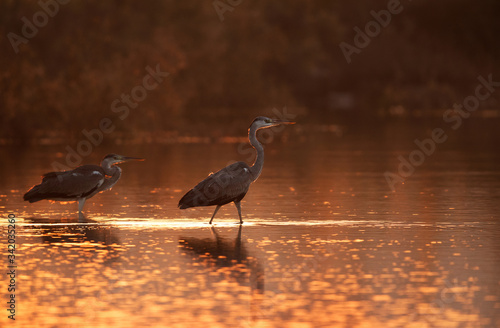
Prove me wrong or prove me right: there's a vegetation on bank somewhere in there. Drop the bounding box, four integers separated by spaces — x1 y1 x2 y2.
1 0 499 143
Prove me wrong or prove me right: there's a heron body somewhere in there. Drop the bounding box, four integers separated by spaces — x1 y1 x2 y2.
178 116 294 224
24 154 142 212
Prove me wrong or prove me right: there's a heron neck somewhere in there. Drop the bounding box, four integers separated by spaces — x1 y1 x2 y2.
249 125 264 181
101 163 122 191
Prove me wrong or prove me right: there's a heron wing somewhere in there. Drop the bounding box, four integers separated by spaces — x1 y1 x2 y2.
24 165 106 202
179 161 254 208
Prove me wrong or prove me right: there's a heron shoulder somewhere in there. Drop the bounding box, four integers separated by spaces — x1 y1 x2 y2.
40 165 106 189
72 165 106 177
43 165 105 179
191 162 251 191
226 161 251 171
216 161 253 180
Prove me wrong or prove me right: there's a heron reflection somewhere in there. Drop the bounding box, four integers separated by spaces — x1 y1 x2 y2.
179 225 264 293
24 214 122 266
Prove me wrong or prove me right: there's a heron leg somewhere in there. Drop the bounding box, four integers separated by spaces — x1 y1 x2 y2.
78 212 87 223
78 198 86 213
234 201 243 224
209 205 222 225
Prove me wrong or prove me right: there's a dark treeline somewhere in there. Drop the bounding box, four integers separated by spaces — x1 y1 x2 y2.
1 0 499 142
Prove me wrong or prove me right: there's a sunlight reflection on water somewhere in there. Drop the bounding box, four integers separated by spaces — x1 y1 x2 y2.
1 217 499 327
0 140 499 327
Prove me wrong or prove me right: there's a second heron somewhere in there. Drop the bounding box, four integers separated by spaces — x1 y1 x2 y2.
178 116 295 224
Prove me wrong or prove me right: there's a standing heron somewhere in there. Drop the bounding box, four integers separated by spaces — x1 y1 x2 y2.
24 154 143 212
178 116 295 224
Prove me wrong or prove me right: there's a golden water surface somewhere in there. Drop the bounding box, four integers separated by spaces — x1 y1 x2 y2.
1 138 499 327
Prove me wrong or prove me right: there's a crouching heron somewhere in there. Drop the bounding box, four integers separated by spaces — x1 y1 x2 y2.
24 154 143 212
178 116 295 224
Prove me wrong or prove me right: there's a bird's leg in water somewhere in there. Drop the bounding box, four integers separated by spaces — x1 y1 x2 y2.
78 199 86 213
78 212 87 223
209 205 222 224
234 201 243 224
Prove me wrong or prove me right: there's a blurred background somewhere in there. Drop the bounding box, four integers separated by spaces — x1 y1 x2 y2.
1 0 499 145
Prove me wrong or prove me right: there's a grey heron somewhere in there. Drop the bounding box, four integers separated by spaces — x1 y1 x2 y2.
178 116 295 224
179 225 265 293
24 154 143 212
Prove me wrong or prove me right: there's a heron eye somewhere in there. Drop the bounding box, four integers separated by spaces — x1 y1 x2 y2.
266 119 272 123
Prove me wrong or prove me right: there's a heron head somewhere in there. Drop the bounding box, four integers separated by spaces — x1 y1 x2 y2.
102 154 144 166
250 116 296 130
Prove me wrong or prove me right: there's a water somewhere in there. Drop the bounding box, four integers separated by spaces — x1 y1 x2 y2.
1 124 499 327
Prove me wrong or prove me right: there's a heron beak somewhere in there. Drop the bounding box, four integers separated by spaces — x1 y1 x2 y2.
120 156 145 162
272 119 296 125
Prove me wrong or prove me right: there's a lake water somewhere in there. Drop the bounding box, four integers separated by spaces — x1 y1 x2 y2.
0 121 499 327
